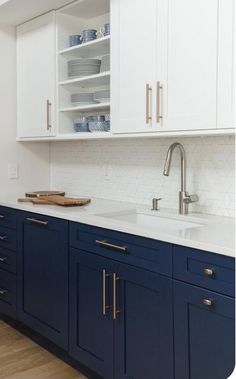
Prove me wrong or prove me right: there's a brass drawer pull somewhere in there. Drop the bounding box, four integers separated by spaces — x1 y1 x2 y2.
102 269 111 316
0 235 7 241
27 218 49 226
0 257 7 263
203 268 214 277
0 215 5 219
0 289 7 296
96 240 127 253
156 81 163 123
202 298 214 307
113 273 120 320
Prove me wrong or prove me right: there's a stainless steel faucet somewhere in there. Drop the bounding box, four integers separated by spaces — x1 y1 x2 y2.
163 142 198 215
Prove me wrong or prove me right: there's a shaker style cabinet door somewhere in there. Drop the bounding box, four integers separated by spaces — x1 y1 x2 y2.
17 12 56 138
111 0 157 133
157 0 218 131
174 281 235 379
217 0 235 129
17 212 68 349
114 263 174 379
69 249 114 379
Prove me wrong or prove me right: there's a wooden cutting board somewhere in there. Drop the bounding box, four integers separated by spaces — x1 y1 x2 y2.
25 191 65 198
18 196 91 207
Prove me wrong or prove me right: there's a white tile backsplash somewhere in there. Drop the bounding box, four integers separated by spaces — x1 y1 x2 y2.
50 135 235 217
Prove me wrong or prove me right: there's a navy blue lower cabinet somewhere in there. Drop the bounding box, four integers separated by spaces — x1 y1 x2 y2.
114 263 174 379
17 212 69 350
69 248 174 379
174 280 235 379
69 249 114 379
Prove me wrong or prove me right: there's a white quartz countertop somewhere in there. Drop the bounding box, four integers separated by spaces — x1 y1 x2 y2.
0 197 234 258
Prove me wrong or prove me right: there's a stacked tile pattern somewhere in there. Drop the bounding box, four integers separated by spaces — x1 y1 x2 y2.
50 135 235 217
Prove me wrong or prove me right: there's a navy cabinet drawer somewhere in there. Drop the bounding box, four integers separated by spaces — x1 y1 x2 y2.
173 245 235 297
70 222 172 276
0 247 16 274
0 268 16 318
0 206 16 230
0 225 17 251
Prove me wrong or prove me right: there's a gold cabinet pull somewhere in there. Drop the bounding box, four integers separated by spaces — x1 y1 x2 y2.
0 235 7 241
146 84 152 125
203 268 214 277
202 298 214 307
156 81 163 123
113 273 120 320
27 218 49 227
102 270 111 316
0 257 7 263
96 240 127 253
0 215 5 219
0 289 7 296
47 100 52 130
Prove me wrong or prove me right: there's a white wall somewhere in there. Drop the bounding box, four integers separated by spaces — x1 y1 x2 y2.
50 135 235 217
0 25 50 198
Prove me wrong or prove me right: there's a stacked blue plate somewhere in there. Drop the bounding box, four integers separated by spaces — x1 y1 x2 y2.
74 117 89 132
104 23 110 36
68 58 101 78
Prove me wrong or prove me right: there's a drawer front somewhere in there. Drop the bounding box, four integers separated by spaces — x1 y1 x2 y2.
0 247 16 274
70 222 172 276
0 268 16 318
0 206 16 230
173 245 235 297
0 226 17 251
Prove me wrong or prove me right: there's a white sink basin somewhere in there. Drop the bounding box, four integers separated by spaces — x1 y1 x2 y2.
98 210 205 232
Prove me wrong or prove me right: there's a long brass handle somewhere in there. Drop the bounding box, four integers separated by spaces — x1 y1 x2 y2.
146 84 152 124
96 240 127 253
102 270 111 316
156 81 163 123
0 257 7 263
47 100 52 130
0 235 7 241
0 289 7 296
27 218 49 226
113 273 120 320
203 268 214 277
0 215 5 219
202 298 214 307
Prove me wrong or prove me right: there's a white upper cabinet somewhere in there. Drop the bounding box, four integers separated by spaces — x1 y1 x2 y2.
111 0 158 133
217 0 235 129
158 0 218 131
17 12 56 138
112 0 235 134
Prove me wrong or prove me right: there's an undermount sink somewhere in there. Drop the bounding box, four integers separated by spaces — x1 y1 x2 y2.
98 210 205 232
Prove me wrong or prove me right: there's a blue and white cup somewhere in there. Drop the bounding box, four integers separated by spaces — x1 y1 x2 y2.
69 35 82 47
82 29 97 43
100 23 110 37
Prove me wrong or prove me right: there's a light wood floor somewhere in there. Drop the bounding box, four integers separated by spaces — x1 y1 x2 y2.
0 320 88 379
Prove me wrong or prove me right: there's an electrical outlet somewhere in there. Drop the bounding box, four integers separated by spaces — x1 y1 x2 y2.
8 163 18 179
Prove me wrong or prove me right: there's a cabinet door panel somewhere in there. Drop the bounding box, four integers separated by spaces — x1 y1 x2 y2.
18 213 68 349
174 281 235 379
158 0 218 131
17 12 56 138
69 249 114 379
115 264 174 379
111 0 157 133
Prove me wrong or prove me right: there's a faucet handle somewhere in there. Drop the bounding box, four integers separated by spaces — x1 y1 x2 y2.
185 194 199 204
152 198 162 211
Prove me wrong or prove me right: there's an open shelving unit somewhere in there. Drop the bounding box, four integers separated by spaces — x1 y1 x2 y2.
56 0 110 138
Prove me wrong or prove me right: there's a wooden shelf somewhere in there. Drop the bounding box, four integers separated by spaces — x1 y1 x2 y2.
59 36 110 58
59 102 110 112
59 71 110 88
